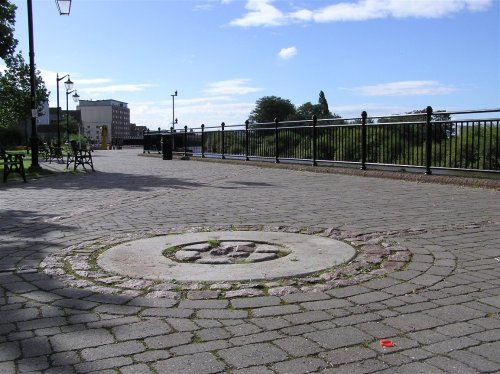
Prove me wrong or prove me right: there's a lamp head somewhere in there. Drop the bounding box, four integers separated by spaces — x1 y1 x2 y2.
55 0 72 15
64 77 74 91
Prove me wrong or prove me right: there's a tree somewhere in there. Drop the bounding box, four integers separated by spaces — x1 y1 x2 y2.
0 0 18 61
248 96 296 123
0 52 48 129
295 102 322 120
318 90 330 118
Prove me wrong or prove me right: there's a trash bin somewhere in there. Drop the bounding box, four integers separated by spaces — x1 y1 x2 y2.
162 135 173 160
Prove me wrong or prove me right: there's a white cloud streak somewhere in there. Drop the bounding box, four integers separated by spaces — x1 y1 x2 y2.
229 0 493 27
203 78 262 95
278 46 297 59
343 80 458 96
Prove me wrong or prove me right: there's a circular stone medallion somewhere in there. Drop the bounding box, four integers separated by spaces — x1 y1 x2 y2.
97 231 356 282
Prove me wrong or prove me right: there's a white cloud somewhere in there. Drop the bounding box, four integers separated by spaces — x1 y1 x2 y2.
278 46 297 60
230 0 493 27
203 78 262 95
343 81 458 96
79 84 155 95
229 0 286 27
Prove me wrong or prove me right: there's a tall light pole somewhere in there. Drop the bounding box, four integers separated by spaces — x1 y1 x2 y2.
56 74 73 147
66 89 79 142
171 90 178 130
27 0 73 171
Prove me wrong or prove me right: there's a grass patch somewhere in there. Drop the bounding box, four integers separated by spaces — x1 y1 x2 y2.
207 239 221 247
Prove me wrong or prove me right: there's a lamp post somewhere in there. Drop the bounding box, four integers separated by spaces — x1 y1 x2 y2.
27 0 72 171
56 74 73 147
171 90 178 130
65 89 79 143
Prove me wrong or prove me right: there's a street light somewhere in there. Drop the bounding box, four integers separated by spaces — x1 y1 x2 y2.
56 74 73 147
65 89 79 143
171 90 178 130
55 0 72 15
27 0 73 171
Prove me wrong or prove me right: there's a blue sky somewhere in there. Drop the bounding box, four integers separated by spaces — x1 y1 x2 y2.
7 0 500 129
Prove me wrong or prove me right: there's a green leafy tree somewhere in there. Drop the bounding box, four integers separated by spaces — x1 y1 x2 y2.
295 102 322 120
318 90 331 118
0 52 49 129
248 96 296 123
0 0 17 61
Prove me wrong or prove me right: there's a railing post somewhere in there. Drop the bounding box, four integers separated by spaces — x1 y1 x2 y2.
312 115 317 166
184 125 188 157
425 106 433 175
201 124 205 158
275 117 280 163
221 122 225 159
360 111 367 170
245 120 250 161
142 129 147 153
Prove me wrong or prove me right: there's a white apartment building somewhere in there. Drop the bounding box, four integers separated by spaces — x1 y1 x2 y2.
78 99 130 145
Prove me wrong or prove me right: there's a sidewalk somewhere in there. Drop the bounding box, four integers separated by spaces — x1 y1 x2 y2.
1 149 499 373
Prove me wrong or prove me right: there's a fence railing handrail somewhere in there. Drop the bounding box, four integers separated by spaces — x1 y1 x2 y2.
143 107 500 175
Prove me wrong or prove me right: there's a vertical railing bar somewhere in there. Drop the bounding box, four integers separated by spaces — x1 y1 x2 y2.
425 106 433 174
275 118 280 163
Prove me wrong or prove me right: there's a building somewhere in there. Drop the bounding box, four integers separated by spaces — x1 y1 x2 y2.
78 99 130 146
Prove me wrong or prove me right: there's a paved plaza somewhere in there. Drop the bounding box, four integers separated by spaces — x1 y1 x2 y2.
1 149 499 373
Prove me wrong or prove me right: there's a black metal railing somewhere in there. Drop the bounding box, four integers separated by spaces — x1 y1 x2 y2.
144 107 500 174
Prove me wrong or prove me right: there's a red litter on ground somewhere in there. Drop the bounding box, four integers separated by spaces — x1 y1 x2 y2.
380 339 395 348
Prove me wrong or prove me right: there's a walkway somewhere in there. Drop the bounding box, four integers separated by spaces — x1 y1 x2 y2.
1 149 499 373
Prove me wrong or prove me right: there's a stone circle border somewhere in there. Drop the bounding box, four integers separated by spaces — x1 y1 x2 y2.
40 225 413 299
97 231 357 282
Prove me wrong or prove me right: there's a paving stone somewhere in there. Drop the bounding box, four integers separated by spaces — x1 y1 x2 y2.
133 349 171 363
51 351 81 366
166 317 199 331
18 317 67 331
225 323 262 337
169 339 231 355
424 336 479 354
196 309 248 319
21 336 52 357
144 331 193 349
17 356 50 372
251 305 301 318
50 329 115 351
0 341 21 361
435 321 484 337
112 320 171 340
383 313 447 331
195 327 231 341
283 310 332 324
231 296 281 309
74 357 133 373
272 357 328 374
273 336 324 356
218 342 288 369
231 366 274 374
81 341 145 361
305 326 372 349
281 291 331 303
318 346 377 365
178 299 228 309
230 331 283 346
120 363 153 374
322 358 389 373
424 304 486 323
449 350 500 372
300 298 353 310
126 297 178 307
154 352 226 374
468 341 500 363
425 356 477 373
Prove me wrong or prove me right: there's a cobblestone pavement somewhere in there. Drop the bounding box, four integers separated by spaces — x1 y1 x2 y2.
1 149 499 374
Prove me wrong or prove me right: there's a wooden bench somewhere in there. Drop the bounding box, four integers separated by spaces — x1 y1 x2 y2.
1 148 27 183
66 140 94 171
